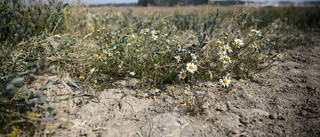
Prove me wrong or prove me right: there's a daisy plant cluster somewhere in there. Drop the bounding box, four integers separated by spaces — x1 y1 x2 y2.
75 8 288 101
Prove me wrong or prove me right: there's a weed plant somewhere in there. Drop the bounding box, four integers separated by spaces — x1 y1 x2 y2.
0 1 318 135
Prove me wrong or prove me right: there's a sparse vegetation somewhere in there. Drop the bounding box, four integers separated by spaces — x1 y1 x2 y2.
0 0 319 136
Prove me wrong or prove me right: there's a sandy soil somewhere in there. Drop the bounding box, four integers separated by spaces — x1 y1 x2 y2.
30 33 320 137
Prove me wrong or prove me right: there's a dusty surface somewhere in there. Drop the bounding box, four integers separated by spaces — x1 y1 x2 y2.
30 34 320 137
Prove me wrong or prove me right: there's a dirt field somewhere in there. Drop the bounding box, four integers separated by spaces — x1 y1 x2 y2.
30 32 320 137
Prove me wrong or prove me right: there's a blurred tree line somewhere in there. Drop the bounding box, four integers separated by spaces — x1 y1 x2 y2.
138 0 209 6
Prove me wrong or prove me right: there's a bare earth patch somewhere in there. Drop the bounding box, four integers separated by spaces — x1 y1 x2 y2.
34 34 320 137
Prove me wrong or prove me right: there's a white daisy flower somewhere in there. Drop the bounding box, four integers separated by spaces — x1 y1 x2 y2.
174 55 181 63
177 45 182 51
186 62 197 73
219 54 225 61
226 56 232 63
144 28 149 32
166 39 170 43
154 89 161 93
129 72 136 76
220 74 231 87
216 40 222 44
218 44 233 55
251 29 257 32
89 68 96 74
152 35 158 40
190 53 197 60
151 30 157 35
185 86 191 95
234 38 244 47
127 43 131 46
209 71 213 79
131 34 135 38
178 69 187 79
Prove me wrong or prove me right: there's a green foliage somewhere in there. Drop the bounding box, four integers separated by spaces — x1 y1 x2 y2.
247 7 320 31
0 0 68 46
79 7 284 92
0 31 78 135
0 2 316 135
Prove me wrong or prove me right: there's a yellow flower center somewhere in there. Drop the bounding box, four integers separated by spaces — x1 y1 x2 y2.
220 54 224 57
223 79 228 84
153 36 156 38
237 41 241 44
227 57 230 60
222 47 226 51
182 72 187 77
109 53 112 56
189 65 194 70
279 54 282 57
210 73 212 76
187 88 190 92
177 57 180 60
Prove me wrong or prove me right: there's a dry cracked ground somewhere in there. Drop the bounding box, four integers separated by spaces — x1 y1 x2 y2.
29 33 320 137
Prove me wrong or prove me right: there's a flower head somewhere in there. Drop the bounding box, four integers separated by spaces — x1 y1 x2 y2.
185 86 191 95
152 35 158 40
220 73 231 87
151 30 157 35
89 68 96 74
234 38 244 47
154 89 161 93
178 69 187 79
218 44 232 55
186 62 197 73
209 71 213 79
174 55 181 63
129 72 136 76
190 53 197 60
